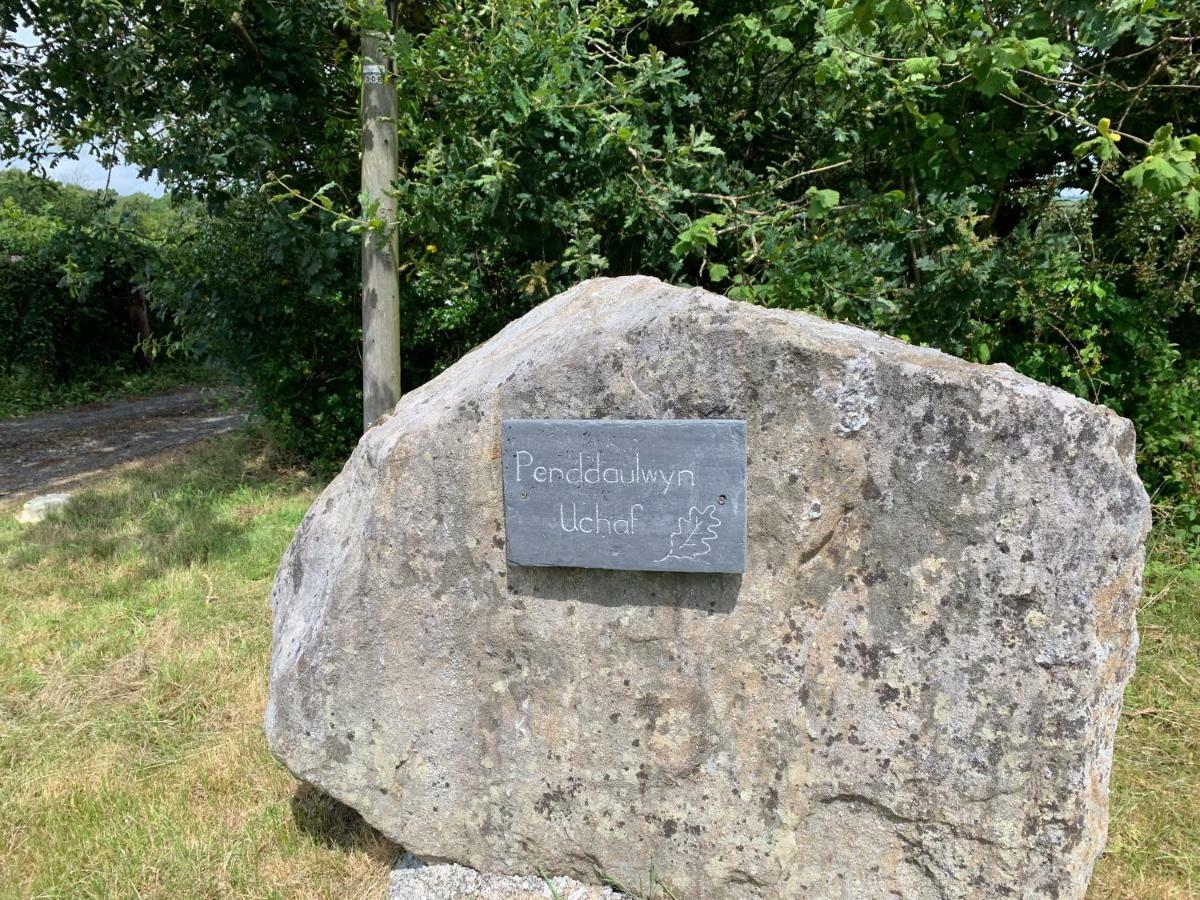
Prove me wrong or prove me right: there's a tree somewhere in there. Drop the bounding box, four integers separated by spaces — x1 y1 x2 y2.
4 1 1197 510
0 170 184 383
363 0 1199 504
1 0 357 202
1 1 403 433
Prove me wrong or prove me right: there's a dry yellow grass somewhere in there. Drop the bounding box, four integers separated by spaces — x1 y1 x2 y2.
0 432 398 899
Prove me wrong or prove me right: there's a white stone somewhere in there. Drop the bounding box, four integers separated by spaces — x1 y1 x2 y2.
16 493 73 524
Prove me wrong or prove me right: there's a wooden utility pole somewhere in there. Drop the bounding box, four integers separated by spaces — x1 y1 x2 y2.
360 1 401 429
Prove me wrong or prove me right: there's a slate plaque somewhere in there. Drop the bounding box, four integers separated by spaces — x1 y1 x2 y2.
501 419 747 573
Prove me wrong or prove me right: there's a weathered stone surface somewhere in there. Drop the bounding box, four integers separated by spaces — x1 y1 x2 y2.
388 853 621 900
266 277 1150 899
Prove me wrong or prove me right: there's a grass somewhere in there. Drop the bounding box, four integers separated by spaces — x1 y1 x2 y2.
600 867 681 899
0 359 218 420
1090 524 1200 899
0 430 1195 898
0 431 396 899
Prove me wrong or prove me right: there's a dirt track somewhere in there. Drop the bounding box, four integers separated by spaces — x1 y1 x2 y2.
0 388 247 502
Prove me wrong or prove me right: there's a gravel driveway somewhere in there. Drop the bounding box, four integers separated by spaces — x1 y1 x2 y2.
0 388 247 502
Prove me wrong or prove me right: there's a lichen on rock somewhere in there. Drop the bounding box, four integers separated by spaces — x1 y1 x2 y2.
266 277 1150 899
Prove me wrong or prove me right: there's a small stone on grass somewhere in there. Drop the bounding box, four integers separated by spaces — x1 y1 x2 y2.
16 493 73 524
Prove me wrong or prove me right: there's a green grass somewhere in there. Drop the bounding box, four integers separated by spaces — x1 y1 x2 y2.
1090 523 1200 899
0 359 219 420
0 431 1195 898
0 431 396 899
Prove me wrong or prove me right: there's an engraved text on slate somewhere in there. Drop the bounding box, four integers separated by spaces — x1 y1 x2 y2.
501 419 747 573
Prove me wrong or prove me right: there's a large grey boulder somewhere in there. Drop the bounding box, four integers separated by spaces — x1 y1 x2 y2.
266 277 1149 899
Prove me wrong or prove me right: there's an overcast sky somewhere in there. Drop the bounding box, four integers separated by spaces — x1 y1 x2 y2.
3 23 166 197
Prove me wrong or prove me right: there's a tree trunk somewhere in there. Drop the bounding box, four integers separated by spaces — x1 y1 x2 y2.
128 283 154 368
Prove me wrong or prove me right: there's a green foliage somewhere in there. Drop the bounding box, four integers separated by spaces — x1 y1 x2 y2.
148 198 361 470
0 169 184 392
2 0 357 203
360 0 1198 508
0 198 63 373
1123 125 1200 204
7 1 1196 505
4 3 360 465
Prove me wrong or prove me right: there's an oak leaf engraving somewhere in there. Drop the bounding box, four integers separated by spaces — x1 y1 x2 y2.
659 505 722 561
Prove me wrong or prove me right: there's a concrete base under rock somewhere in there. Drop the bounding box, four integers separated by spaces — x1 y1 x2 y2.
388 853 620 900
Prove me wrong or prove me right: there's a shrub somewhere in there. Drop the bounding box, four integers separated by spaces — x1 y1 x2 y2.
363 1 1199 510
0 173 176 386
0 201 66 374
149 198 361 470
17 3 1192 505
